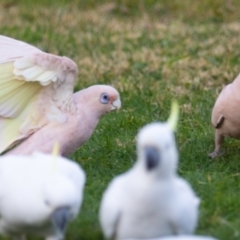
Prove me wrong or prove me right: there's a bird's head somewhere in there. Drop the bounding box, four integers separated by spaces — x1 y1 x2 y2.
75 85 121 117
136 101 179 179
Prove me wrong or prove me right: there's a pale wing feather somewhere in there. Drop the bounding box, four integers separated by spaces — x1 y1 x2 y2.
1 80 24 99
36 71 57 82
0 96 39 153
0 83 41 117
13 58 57 84
0 63 42 118
0 35 77 90
0 35 78 154
0 61 50 153
14 65 44 80
0 54 75 119
0 62 19 84
0 35 41 63
14 58 35 69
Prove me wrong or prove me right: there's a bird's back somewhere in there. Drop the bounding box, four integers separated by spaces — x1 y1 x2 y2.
211 82 240 137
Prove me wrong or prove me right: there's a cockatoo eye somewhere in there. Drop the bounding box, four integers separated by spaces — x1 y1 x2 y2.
100 93 110 104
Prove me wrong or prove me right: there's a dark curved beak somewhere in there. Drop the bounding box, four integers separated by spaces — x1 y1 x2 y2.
145 146 160 170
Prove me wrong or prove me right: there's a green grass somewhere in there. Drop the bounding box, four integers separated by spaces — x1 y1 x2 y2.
1 0 240 239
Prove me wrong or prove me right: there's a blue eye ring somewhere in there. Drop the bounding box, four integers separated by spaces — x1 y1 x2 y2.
100 93 110 104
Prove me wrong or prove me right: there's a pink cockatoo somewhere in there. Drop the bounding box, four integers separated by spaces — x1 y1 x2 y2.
209 73 240 158
0 35 121 156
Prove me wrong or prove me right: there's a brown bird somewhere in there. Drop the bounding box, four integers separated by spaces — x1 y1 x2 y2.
209 73 240 158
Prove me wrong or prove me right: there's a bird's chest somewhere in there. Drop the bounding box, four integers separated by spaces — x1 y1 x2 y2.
59 116 81 155
118 183 176 238
60 113 97 156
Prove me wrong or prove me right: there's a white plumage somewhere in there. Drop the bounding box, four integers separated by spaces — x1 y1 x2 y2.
99 121 200 239
126 236 218 240
0 152 85 240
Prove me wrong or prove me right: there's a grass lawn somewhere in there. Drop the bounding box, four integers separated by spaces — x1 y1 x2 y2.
1 0 240 239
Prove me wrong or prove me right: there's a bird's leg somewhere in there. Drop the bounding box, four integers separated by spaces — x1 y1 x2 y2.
208 132 224 158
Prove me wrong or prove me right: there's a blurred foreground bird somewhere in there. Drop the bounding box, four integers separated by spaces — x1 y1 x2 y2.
99 102 200 240
0 150 85 240
127 236 218 240
0 35 121 156
209 73 240 158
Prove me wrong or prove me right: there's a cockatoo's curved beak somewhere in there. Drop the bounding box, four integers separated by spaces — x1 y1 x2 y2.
145 146 160 170
111 98 121 111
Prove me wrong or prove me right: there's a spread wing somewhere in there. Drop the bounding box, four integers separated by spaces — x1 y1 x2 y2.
0 35 42 63
0 35 78 153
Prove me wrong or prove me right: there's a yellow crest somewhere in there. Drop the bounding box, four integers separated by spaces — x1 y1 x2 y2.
51 142 60 171
52 142 60 157
167 100 179 131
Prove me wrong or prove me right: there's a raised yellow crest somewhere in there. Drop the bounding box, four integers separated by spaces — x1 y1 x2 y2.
167 100 179 131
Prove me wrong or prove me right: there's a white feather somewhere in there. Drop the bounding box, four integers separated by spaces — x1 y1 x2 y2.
35 71 57 82
14 58 35 69
0 35 42 63
127 236 218 240
0 152 85 239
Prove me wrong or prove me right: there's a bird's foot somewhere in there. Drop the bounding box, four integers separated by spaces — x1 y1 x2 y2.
208 150 225 159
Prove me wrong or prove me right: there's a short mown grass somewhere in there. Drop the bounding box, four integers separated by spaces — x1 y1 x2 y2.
1 0 240 239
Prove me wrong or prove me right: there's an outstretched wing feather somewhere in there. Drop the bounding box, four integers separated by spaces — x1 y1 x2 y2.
0 35 77 154
0 35 41 63
0 63 42 118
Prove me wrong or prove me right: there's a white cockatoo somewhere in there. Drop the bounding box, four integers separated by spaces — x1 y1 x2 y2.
0 148 85 240
126 236 218 240
0 35 121 156
99 102 200 240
